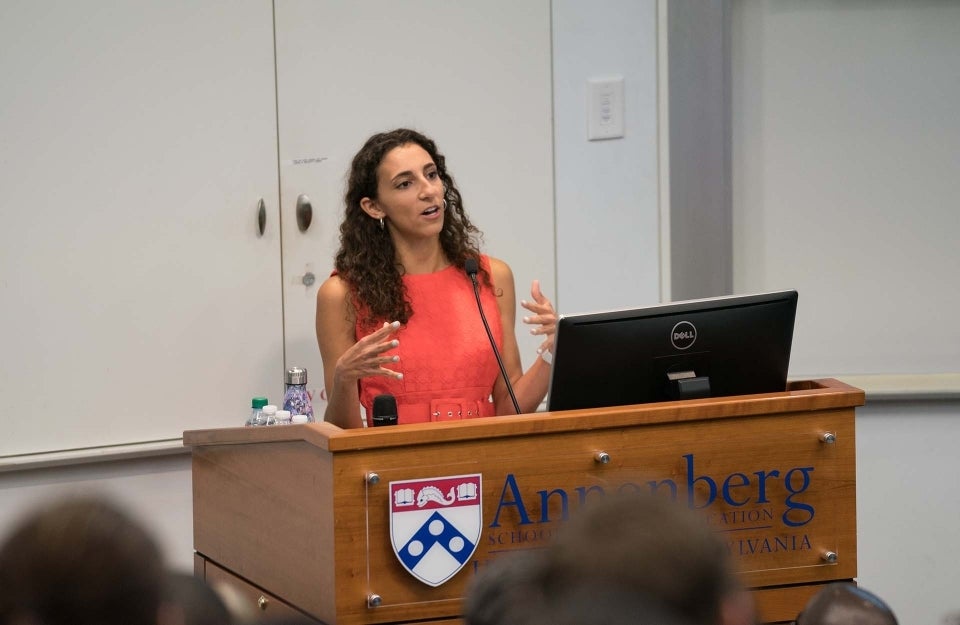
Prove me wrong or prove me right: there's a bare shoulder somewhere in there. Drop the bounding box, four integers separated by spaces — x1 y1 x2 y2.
317 273 350 305
486 256 514 285
316 274 355 328
485 256 516 301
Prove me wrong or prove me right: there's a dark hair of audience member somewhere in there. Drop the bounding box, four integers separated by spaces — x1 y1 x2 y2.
464 551 546 625
464 548 700 625
795 582 898 625
465 492 747 625
542 492 737 625
0 496 165 625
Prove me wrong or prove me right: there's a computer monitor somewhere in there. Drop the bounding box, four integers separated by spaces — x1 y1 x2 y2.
546 290 798 412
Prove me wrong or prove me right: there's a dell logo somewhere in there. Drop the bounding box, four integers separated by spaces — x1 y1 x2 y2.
671 321 697 350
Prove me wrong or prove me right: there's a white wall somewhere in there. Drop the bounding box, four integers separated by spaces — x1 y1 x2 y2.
856 401 960 625
730 0 960 378
552 0 661 314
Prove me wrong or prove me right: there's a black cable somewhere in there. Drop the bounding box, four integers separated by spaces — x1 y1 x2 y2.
466 268 522 415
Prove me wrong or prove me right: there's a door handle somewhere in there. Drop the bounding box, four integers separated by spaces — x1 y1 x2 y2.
257 198 266 236
296 194 312 232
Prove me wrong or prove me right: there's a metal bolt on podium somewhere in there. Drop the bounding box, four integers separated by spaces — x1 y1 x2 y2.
821 551 838 563
594 451 611 464
366 472 380 485
820 432 837 444
367 594 382 608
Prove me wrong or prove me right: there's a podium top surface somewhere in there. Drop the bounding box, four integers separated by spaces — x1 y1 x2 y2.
183 378 864 453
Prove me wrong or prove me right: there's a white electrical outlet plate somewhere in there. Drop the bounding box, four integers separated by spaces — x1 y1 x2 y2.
587 77 625 141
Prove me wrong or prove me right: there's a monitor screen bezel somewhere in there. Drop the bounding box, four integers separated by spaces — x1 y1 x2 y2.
545 290 799 412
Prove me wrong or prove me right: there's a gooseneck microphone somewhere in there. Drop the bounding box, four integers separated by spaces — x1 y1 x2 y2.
372 394 398 426
464 258 522 415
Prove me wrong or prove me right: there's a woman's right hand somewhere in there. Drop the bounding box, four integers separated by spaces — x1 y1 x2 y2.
334 321 404 383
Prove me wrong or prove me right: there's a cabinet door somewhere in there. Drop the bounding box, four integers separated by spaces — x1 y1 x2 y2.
274 1 556 416
0 1 282 456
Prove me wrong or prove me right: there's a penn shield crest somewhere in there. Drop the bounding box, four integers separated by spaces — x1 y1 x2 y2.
389 474 482 587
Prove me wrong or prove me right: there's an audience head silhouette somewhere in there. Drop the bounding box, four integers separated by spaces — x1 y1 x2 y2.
0 495 165 625
796 583 897 625
465 548 701 625
465 492 753 625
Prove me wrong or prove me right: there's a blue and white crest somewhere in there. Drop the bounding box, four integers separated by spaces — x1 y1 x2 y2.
389 473 482 587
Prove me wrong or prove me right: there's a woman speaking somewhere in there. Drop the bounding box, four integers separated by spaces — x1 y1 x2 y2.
315 129 556 428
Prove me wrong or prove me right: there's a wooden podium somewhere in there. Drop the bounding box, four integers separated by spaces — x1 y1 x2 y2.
184 379 863 625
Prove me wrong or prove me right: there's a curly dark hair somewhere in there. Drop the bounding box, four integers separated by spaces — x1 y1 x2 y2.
335 128 489 326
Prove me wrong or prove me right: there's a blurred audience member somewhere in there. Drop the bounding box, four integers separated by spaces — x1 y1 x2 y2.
544 493 754 625
796 583 898 625
465 549 699 625
464 550 546 625
0 496 165 625
465 493 756 625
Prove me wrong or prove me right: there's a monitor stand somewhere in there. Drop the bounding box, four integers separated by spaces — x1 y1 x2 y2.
666 370 711 400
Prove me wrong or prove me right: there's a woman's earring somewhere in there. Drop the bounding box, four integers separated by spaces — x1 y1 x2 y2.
379 217 385 231
443 199 448 211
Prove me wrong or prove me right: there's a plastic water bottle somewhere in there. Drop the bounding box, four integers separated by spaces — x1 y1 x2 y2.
245 397 269 427
282 367 314 422
262 405 278 426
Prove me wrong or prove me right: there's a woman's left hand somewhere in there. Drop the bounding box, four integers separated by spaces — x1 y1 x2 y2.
521 279 557 355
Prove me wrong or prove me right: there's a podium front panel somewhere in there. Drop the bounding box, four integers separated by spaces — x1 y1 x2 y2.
338 409 855 624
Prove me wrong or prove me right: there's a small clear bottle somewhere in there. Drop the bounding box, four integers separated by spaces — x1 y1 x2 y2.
245 397 269 427
282 367 314 422
291 414 309 425
262 405 278 426
275 409 292 426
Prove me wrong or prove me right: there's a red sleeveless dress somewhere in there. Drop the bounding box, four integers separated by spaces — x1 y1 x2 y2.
355 255 504 426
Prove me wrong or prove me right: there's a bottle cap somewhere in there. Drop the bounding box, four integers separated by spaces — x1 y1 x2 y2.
251 397 268 409
286 367 308 385
276 410 292 422
291 414 309 424
262 405 278 415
